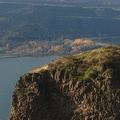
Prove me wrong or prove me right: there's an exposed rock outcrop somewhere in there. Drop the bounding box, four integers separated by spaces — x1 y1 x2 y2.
9 46 120 120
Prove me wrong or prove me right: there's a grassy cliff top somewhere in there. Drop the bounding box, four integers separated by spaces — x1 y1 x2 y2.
29 46 120 88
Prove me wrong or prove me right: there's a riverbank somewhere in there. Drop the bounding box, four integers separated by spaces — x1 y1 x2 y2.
0 39 104 59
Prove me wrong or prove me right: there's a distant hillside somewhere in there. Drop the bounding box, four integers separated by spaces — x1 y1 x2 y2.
0 0 120 4
0 3 120 45
9 46 120 120
1 39 103 57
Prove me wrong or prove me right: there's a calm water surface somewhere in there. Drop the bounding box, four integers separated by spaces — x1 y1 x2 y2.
0 56 60 120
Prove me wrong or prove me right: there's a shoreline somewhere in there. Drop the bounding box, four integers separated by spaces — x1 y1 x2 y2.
0 54 63 59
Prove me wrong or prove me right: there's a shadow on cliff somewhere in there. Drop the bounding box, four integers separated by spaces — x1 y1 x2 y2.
18 70 78 120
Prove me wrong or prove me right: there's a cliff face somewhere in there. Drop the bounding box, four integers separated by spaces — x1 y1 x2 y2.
9 46 120 120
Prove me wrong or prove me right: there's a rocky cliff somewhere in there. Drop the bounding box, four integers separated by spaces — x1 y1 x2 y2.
9 46 120 120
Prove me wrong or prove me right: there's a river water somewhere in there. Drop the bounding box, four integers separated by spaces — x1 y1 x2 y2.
0 56 60 120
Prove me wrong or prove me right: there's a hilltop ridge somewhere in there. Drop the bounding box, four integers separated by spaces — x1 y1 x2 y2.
9 46 120 120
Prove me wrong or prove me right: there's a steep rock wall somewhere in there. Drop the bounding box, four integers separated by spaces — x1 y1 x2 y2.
9 46 120 120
